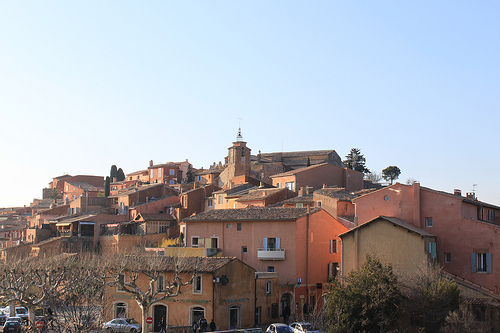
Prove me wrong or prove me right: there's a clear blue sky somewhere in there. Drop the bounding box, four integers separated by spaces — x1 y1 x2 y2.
1 1 499 208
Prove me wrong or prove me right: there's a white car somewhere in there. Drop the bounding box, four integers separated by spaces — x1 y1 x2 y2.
103 318 142 333
265 323 294 333
289 322 320 333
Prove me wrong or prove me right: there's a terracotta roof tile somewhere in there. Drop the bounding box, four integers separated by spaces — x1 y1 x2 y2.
184 207 319 222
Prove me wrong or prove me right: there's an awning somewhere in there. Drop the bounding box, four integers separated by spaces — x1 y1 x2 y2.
56 222 71 226
104 223 119 228
79 222 96 225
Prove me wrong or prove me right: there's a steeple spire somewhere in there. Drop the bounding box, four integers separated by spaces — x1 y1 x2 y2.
236 118 243 142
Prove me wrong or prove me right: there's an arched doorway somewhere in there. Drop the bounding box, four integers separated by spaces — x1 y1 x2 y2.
153 304 167 332
229 305 240 329
191 306 205 326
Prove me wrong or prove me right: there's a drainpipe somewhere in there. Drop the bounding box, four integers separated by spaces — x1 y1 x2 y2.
213 273 216 324
254 273 258 326
305 207 310 308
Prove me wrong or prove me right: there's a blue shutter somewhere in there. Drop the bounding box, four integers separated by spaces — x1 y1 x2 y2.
276 238 281 250
263 238 268 251
486 253 492 273
471 253 477 273
431 242 437 259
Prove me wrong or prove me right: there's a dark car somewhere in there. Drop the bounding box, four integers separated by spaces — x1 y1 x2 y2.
3 320 22 333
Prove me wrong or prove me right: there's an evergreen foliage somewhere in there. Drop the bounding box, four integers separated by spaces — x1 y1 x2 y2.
326 256 402 332
382 166 401 185
343 148 370 174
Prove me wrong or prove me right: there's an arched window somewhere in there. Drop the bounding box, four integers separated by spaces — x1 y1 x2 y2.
114 302 128 318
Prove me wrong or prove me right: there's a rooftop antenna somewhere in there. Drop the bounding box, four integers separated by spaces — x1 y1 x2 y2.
473 183 477 194
236 118 243 142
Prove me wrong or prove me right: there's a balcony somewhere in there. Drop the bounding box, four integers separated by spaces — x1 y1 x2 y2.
257 248 285 260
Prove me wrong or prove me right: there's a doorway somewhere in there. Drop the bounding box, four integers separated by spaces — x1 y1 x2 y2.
229 305 240 329
153 304 167 333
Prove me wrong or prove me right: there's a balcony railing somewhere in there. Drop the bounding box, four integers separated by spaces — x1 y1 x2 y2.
257 248 285 260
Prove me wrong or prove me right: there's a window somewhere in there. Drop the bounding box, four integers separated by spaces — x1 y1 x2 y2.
330 239 337 253
218 195 223 205
182 196 187 208
197 176 203 181
207 199 213 207
285 182 295 191
276 183 281 188
193 275 202 294
192 237 199 247
211 238 218 249
242 246 247 253
266 280 272 295
115 302 128 318
263 237 280 250
237 223 242 231
317 201 322 208
472 253 492 273
150 170 153 178
157 274 165 291
445 253 451 263
170 169 175 176
425 217 433 227
66 185 69 191
428 241 437 259
169 180 175 185
227 224 232 229
344 204 348 211
158 168 162 177
117 274 126 292
267 266 275 272
328 263 339 277
296 203 303 208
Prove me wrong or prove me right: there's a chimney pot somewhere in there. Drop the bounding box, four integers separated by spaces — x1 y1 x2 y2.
323 184 327 189
454 189 462 196
149 160 154 167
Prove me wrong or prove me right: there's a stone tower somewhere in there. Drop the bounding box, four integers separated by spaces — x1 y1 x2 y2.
227 127 251 178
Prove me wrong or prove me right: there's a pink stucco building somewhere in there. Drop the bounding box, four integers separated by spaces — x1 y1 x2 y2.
184 207 348 320
353 182 500 294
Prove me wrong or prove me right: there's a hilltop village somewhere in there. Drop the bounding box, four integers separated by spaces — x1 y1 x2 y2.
1 131 500 331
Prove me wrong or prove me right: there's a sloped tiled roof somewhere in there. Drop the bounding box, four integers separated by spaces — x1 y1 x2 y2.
213 183 257 197
236 188 285 202
135 213 176 222
66 182 102 191
184 207 319 222
261 150 337 158
269 163 331 178
340 216 436 238
122 256 238 273
282 195 314 204
315 187 378 201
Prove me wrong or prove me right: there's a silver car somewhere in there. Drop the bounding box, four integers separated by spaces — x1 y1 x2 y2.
289 322 320 333
102 318 142 333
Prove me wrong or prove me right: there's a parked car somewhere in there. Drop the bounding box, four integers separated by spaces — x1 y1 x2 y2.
0 310 7 325
2 320 23 333
265 323 294 333
103 318 142 332
289 322 320 333
1 307 28 323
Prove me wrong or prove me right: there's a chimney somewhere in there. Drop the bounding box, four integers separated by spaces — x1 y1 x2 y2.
259 182 264 188
113 177 117 183
305 186 310 195
454 189 462 196
466 192 476 200
193 182 197 189
257 151 261 163
298 187 305 197
149 160 154 167
323 184 327 189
